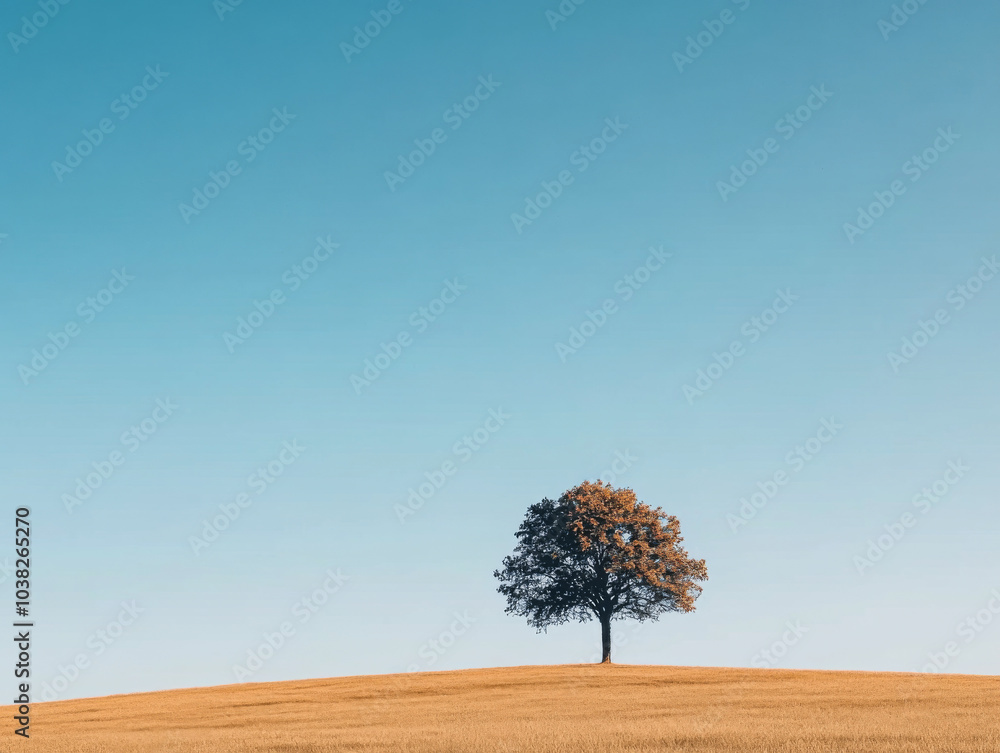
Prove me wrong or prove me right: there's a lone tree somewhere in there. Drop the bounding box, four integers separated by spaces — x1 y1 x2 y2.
494 481 707 663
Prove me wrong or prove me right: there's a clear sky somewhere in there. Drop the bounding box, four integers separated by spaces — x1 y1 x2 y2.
2 0 999 700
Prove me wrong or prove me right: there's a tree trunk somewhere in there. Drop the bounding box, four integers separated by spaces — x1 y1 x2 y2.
600 615 612 663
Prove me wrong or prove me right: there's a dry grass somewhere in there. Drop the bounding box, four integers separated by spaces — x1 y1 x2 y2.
12 664 1000 752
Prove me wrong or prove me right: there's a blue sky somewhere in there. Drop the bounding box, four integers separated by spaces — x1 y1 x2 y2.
2 0 999 699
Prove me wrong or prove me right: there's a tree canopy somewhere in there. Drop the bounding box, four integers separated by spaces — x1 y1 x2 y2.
494 481 708 662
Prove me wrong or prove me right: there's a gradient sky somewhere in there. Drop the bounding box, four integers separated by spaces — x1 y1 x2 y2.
2 0 999 700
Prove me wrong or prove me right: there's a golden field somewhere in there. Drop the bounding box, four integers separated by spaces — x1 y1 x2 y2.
13 664 1000 752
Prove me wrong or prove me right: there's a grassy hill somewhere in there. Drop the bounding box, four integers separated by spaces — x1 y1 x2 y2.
15 664 1000 752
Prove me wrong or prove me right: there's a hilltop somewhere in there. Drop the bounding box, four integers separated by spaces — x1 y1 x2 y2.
17 664 999 752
